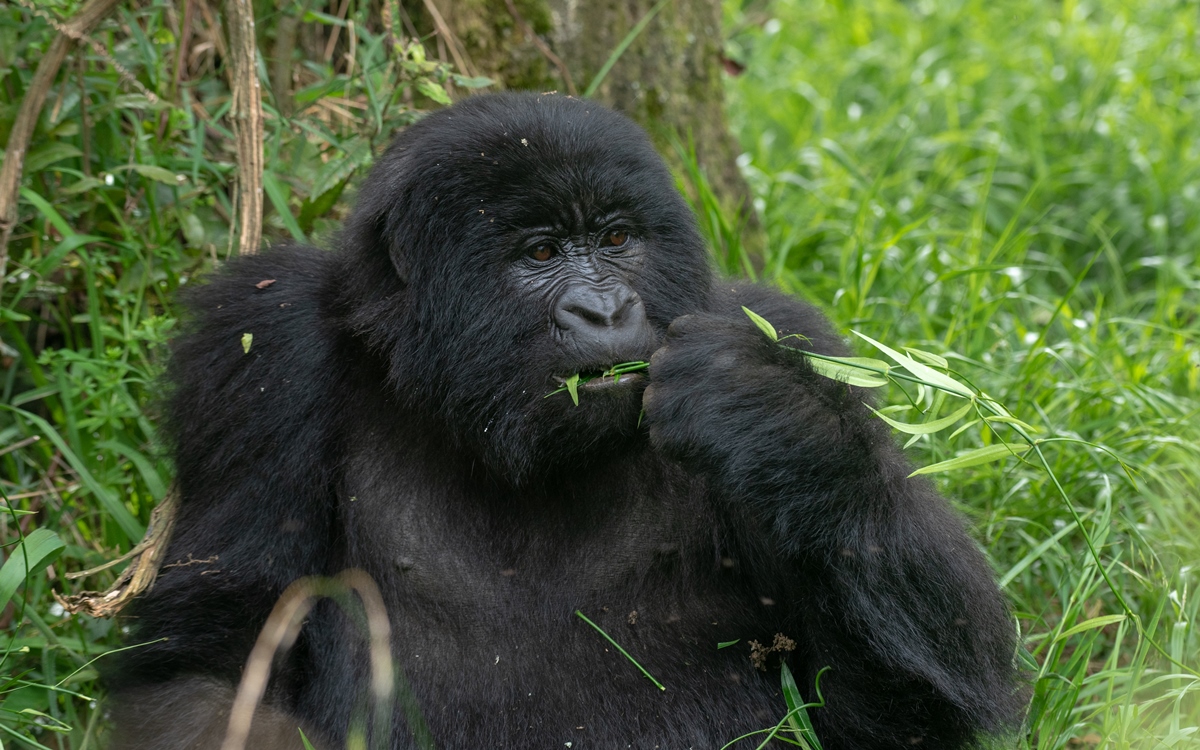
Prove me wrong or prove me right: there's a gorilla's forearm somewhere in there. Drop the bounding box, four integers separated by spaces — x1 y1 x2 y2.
644 282 1024 743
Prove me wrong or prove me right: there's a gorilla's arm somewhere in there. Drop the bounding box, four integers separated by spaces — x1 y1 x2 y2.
110 247 346 694
643 283 1023 747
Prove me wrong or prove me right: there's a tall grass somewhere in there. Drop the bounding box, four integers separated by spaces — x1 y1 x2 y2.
724 0 1200 744
0 0 1197 747
0 1 461 745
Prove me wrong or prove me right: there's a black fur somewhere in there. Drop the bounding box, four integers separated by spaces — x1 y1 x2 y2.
109 92 1024 749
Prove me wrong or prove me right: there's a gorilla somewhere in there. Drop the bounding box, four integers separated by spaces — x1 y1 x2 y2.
108 92 1024 749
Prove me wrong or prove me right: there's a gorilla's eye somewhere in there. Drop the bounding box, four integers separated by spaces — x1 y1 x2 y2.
606 231 628 247
529 244 555 262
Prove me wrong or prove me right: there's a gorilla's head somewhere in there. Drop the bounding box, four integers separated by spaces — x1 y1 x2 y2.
339 93 712 485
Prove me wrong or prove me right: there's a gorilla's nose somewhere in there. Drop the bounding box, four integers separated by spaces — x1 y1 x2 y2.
553 283 648 351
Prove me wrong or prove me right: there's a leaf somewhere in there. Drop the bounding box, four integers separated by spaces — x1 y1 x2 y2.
742 306 778 341
263 171 306 242
1055 614 1126 641
0 528 66 608
20 187 74 237
117 164 187 185
805 354 890 388
868 401 974 435
717 640 740 649
451 74 494 89
780 662 823 750
180 212 206 248
24 143 83 173
417 78 452 105
908 443 1031 477
241 333 254 354
904 346 950 370
564 374 580 406
60 176 105 195
310 136 371 200
853 331 974 398
303 9 348 25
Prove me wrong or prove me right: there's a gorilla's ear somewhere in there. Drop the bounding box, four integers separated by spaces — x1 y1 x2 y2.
342 211 410 285
341 146 415 285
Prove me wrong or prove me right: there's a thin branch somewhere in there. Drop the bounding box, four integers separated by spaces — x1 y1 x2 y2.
421 0 476 78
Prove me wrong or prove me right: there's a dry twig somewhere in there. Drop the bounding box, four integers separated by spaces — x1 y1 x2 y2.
55 491 179 618
221 571 395 750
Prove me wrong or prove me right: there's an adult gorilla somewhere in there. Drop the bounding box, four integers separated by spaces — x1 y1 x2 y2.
109 92 1024 749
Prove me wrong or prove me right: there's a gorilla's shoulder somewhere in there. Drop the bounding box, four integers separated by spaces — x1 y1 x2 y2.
171 244 339 371
164 246 354 475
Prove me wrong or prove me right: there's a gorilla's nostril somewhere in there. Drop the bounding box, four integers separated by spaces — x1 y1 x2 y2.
555 285 642 331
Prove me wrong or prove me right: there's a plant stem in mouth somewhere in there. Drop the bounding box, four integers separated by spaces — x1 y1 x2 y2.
545 360 650 404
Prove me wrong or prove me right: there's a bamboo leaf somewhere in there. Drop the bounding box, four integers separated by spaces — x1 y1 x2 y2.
805 355 890 387
1055 614 1126 641
868 401 974 435
908 443 1031 476
116 164 187 185
780 662 822 750
742 306 778 341
565 374 580 406
263 171 306 242
853 331 974 398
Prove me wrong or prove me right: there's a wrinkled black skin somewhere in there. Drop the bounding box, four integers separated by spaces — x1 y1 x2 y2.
108 93 1025 749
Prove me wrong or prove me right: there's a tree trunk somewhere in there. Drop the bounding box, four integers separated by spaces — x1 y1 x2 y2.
404 0 759 259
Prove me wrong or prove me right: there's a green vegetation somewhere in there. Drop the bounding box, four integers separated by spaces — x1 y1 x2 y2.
0 0 1197 746
723 0 1200 744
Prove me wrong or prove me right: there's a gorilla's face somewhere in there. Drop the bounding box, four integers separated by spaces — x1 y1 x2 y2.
342 94 712 485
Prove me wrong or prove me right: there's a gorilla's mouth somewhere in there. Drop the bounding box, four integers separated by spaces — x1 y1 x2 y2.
579 370 644 390
548 360 649 400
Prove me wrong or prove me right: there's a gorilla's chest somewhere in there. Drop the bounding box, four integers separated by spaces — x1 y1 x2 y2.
334 449 786 746
341 446 721 617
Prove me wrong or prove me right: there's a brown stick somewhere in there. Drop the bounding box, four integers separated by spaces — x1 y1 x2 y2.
225 0 264 255
220 571 394 750
0 0 122 298
421 0 476 78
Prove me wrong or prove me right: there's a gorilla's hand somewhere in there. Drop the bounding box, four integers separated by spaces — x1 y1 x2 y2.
642 302 891 532
643 310 847 468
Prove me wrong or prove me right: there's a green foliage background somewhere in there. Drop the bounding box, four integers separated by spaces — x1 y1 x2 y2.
0 0 1197 746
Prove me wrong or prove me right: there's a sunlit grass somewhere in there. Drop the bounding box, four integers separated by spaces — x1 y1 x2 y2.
725 0 1200 744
